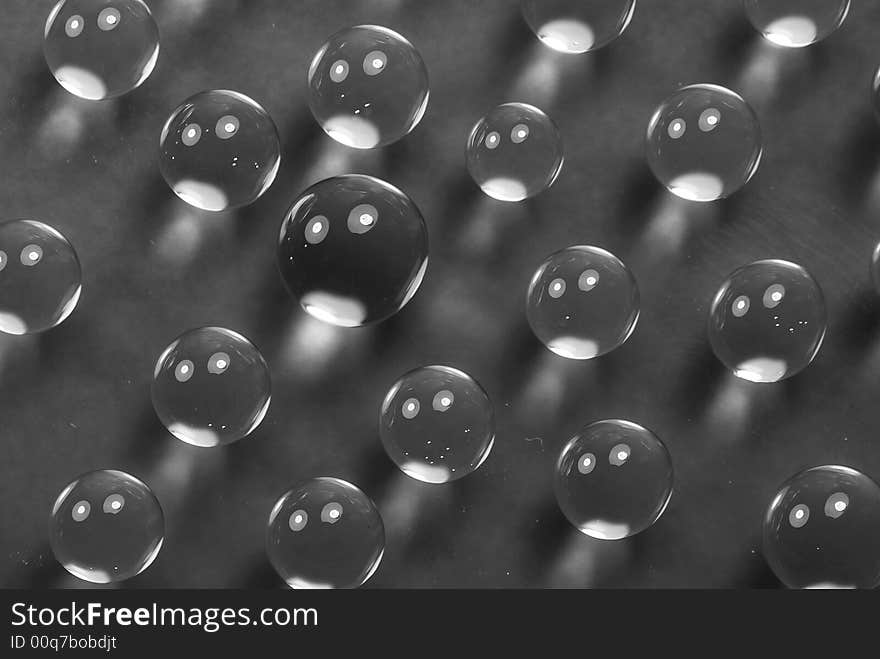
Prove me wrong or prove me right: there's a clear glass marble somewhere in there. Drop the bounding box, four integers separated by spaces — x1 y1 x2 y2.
43 0 159 100
49 469 164 583
379 365 495 484
554 419 674 540
266 477 385 589
526 245 639 360
466 103 564 202
151 327 271 447
646 84 762 202
158 90 281 212
278 175 429 327
763 465 880 589
521 0 637 53
0 219 81 336
744 0 850 48
308 25 429 149
708 259 826 383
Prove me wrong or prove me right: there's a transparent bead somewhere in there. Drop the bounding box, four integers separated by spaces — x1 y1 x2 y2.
49 469 164 583
708 259 826 383
379 365 495 484
308 25 429 149
526 245 639 360
554 419 674 540
43 0 159 100
646 84 762 202
0 219 82 336
521 0 637 53
151 327 271 447
744 0 850 48
763 465 880 589
466 103 564 202
278 175 429 327
266 478 385 589
158 90 281 212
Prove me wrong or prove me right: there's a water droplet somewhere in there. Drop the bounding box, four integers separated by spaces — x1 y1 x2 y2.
278 175 429 327
646 84 761 202
267 478 384 589
49 470 164 583
159 90 280 211
151 327 271 447
380 366 495 483
466 102 563 202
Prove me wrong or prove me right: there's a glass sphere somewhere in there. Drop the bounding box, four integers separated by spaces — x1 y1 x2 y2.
0 219 81 336
267 477 385 589
554 419 674 540
708 259 826 383
526 245 639 360
646 84 762 202
151 327 271 447
49 469 164 583
158 90 281 212
763 465 880 589
744 0 850 48
466 103 564 202
278 175 429 328
521 0 637 54
379 365 495 484
308 25 429 149
43 0 159 100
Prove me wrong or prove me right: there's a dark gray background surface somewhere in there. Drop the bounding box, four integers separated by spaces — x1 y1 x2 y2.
2 0 880 588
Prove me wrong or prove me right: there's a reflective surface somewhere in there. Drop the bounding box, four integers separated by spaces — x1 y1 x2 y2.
278 175 429 327
708 260 826 383
308 25 429 149
151 327 271 447
266 478 385 589
466 102 563 202
158 89 281 211
744 0 850 48
521 0 637 53
526 245 639 360
43 0 159 100
379 365 495 483
554 420 673 540
49 470 164 583
646 84 762 202
0 219 81 335
763 466 880 589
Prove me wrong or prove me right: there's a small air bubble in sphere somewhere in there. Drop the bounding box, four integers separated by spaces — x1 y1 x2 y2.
554 419 673 540
379 365 495 484
526 245 639 360
43 0 159 100
521 0 637 53
744 0 850 48
278 175 429 328
466 103 564 202
266 478 385 589
646 84 762 202
708 259 826 383
159 90 281 212
151 327 271 447
49 469 164 583
308 25 429 149
0 219 82 336
763 465 880 589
